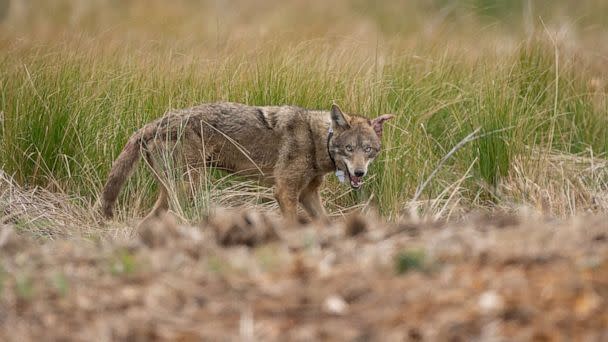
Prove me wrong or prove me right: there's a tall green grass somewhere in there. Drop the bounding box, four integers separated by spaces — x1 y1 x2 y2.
1 35 606 219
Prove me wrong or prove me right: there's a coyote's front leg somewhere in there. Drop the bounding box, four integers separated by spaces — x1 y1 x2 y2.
299 175 329 223
274 177 301 222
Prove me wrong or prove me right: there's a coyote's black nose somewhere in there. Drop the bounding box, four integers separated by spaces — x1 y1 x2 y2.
354 170 365 177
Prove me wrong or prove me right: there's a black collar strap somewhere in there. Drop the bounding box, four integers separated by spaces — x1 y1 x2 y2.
326 127 337 170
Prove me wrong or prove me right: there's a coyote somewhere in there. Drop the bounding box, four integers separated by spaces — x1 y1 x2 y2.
101 102 393 222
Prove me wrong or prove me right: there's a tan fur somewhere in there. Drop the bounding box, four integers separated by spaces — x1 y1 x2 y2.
101 102 393 222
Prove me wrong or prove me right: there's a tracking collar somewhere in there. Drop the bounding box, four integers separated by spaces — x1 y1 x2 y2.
326 127 345 183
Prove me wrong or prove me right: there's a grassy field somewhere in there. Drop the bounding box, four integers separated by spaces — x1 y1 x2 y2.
1 2 608 340
1 0 607 225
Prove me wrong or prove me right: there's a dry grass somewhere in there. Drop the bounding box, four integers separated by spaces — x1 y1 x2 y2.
501 149 608 216
0 0 605 238
0 170 98 239
0 2 607 337
1 208 607 340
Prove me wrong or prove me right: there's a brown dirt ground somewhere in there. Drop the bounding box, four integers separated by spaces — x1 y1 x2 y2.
1 209 607 341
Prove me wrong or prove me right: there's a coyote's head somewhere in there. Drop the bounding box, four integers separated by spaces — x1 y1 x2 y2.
328 104 394 189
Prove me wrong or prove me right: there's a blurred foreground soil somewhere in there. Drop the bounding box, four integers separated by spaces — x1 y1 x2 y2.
1 210 607 341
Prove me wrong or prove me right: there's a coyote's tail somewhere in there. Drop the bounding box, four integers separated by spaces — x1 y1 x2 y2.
101 131 144 219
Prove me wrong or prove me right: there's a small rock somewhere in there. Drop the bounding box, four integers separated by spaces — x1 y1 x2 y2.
343 213 367 237
0 225 27 253
575 289 602 319
138 213 180 248
478 290 504 314
209 208 279 247
323 295 349 315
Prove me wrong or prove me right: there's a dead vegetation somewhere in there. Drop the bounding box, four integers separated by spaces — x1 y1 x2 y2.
1 1 607 340
0 170 99 240
1 206 606 341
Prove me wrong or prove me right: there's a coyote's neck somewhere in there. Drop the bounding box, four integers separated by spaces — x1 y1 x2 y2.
307 110 344 174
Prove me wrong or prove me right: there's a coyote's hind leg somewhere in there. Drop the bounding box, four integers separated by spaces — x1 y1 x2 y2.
140 145 171 223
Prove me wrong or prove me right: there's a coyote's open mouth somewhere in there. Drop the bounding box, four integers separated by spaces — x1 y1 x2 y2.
346 170 363 189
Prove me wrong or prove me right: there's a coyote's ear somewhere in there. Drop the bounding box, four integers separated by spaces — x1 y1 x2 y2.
371 114 394 138
330 104 350 130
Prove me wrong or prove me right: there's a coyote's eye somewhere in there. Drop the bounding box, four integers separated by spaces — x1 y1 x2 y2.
364 146 372 153
345 145 353 152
